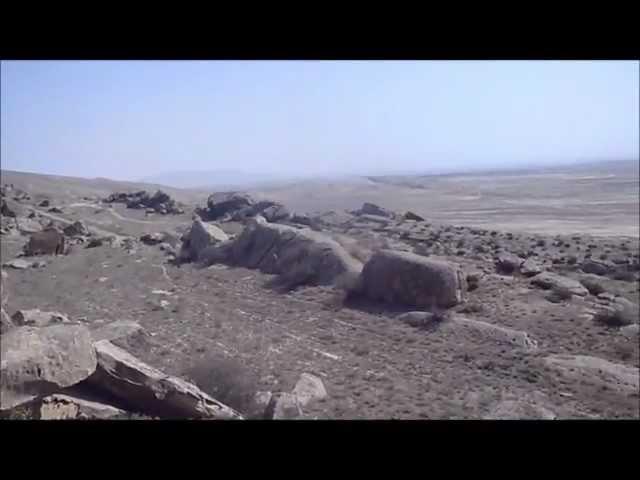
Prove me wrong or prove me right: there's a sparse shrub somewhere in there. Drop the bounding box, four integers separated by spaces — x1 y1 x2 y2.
183 354 261 417
599 253 608 261
567 255 578 265
456 239 466 248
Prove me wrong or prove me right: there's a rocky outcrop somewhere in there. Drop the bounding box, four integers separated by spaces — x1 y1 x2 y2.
403 211 424 221
221 218 363 288
178 219 229 263
1 324 97 410
35 393 127 420
63 221 89 237
361 250 466 308
103 190 183 215
199 192 255 220
86 340 243 419
353 202 394 218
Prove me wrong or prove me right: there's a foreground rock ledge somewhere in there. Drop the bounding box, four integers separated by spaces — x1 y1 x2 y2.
1 325 97 410
87 340 243 419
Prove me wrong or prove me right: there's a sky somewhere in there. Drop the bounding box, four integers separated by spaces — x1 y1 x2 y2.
1 60 638 181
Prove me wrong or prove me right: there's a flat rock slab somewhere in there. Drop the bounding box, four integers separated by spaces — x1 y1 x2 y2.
87 340 243 420
447 316 538 350
542 354 639 396
530 272 588 296
1 324 97 410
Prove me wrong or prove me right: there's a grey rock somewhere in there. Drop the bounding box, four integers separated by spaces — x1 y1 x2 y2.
3 259 32 269
87 340 242 419
36 393 126 420
63 221 89 237
361 250 466 308
520 258 543 277
179 219 229 262
264 392 303 420
530 272 588 296
23 228 66 256
11 309 71 327
1 324 97 410
292 373 327 407
483 400 556 420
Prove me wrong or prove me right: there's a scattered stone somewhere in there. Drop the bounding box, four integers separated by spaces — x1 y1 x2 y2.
86 340 243 419
361 250 466 308
3 259 32 269
449 316 538 350
63 220 89 237
403 211 424 221
0 324 97 410
581 259 615 276
38 199 50 207
396 311 446 329
200 192 254 221
47 207 64 214
593 297 638 327
86 238 104 248
520 258 543 277
530 272 588 296
91 320 149 351
11 309 71 327
36 393 127 420
264 392 303 420
140 232 165 246
262 204 291 223
495 252 521 274
292 373 327 407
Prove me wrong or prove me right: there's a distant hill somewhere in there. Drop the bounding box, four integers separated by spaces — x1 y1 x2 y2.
139 170 299 189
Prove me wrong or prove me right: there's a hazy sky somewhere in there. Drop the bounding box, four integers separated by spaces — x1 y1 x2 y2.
1 60 638 180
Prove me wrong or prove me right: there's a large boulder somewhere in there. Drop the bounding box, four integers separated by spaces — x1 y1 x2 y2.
205 192 254 220
593 297 638 327
0 324 97 410
360 250 466 308
23 228 66 256
530 272 588 296
403 211 424 221
223 218 362 288
86 340 242 419
179 219 229 262
520 258 543 277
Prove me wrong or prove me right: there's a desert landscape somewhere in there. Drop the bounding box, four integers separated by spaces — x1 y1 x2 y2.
1 160 638 420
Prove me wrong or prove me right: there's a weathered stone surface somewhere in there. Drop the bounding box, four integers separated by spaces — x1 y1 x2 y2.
542 354 639 396
581 259 615 276
530 272 588 296
262 204 291 223
87 340 243 419
224 219 362 288
396 311 443 329
204 192 254 220
495 253 521 274
361 250 465 308
91 321 149 349
3 259 32 270
355 202 393 218
0 324 97 410
448 316 538 350
520 258 543 277
593 297 638 327
292 373 327 407
23 228 66 256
